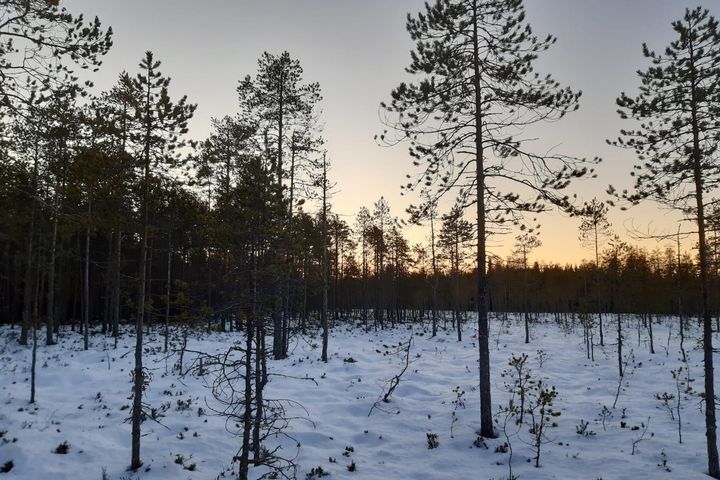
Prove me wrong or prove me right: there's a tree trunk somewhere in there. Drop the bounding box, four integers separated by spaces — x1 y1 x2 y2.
46 210 58 346
164 237 172 353
688 36 719 476
112 231 122 341
321 154 329 363
131 77 154 469
20 197 36 346
430 208 438 337
472 0 494 438
83 198 91 351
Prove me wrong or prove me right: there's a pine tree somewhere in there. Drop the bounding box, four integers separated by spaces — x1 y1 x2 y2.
511 233 541 344
439 206 473 341
237 51 322 359
611 8 720 477
576 198 612 346
128 51 195 471
0 1 112 112
380 0 593 436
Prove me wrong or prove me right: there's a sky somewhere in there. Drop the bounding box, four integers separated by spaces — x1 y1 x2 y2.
64 0 718 265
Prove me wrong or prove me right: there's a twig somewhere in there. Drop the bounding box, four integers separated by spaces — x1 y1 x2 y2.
369 335 413 416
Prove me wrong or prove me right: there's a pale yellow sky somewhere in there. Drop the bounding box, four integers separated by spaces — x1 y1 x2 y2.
66 0 709 265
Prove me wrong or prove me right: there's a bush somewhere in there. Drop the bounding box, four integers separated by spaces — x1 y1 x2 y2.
306 466 329 479
53 441 70 454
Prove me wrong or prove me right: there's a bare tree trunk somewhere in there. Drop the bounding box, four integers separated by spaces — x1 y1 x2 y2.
617 313 623 377
321 154 329 363
30 248 41 403
20 185 37 346
688 37 719 475
595 223 604 346
131 212 148 470
523 247 530 344
240 309 253 479
430 207 438 337
253 319 263 462
102 233 112 335
112 231 122 341
46 209 58 346
473 0 493 438
131 81 153 468
164 237 172 353
83 198 91 351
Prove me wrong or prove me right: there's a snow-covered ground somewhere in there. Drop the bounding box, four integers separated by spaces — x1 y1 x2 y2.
0 314 716 479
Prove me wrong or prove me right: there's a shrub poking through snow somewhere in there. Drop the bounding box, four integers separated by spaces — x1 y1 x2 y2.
306 465 329 478
527 381 560 468
473 435 488 449
53 441 70 454
426 432 439 449
576 419 595 437
0 461 13 473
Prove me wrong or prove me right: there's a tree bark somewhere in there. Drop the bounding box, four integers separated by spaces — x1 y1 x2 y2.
321 154 329 363
473 0 494 438
688 34 719 477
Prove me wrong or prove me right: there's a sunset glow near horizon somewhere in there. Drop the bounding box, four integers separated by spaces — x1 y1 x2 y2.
65 0 715 266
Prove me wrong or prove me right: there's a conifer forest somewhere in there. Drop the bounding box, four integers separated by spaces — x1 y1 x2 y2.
2 1 720 479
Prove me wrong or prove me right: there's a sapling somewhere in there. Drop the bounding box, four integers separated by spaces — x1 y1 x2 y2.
503 354 531 425
576 419 595 437
536 349 549 368
655 392 676 421
658 450 671 472
631 418 652 455
495 396 520 480
612 350 635 409
526 380 559 467
368 336 413 416
449 386 466 438
426 432 439 449
500 353 560 468
672 367 683 444
599 405 612 432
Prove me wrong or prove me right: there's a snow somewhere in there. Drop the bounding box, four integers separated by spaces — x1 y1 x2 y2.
0 315 715 479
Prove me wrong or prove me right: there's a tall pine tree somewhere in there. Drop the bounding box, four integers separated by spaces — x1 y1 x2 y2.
611 8 720 476
380 0 594 436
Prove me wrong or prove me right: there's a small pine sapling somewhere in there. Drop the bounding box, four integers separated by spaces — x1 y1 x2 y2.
426 432 439 449
449 386 466 438
672 367 684 444
502 354 531 425
526 381 560 468
53 441 70 454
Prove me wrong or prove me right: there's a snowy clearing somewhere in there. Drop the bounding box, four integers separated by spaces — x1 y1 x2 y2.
0 315 716 479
